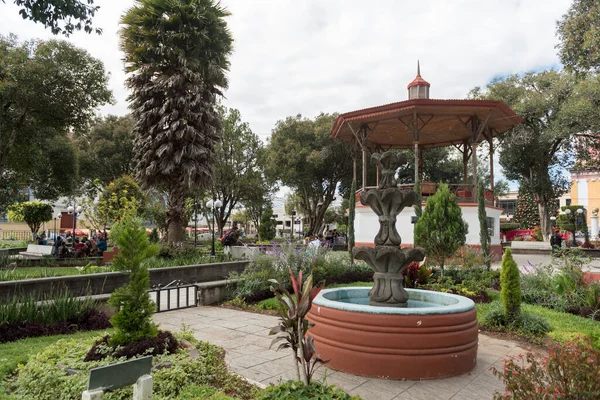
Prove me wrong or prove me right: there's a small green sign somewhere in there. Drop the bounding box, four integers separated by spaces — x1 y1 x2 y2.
87 356 152 391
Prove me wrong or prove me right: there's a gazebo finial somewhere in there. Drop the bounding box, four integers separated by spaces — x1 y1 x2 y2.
417 59 421 76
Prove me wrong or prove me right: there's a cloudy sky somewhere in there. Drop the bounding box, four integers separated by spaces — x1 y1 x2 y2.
0 0 573 197
1 0 571 142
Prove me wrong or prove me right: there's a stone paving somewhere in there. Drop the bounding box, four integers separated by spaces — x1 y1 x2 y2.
154 306 533 400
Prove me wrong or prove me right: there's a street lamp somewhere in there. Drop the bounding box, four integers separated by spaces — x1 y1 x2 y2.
194 198 199 247
67 205 83 236
206 198 222 257
290 210 296 241
53 214 61 239
550 216 556 229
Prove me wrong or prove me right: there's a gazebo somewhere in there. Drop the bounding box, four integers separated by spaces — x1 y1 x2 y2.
331 63 522 255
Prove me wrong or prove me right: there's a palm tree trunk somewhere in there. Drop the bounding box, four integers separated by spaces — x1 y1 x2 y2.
167 183 186 243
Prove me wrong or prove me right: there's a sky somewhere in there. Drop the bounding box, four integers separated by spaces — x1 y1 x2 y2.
0 0 573 196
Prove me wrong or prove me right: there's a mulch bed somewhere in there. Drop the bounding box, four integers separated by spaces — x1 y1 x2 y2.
84 330 179 361
0 309 111 344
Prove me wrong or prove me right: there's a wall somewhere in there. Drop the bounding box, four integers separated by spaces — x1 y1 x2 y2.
355 203 502 249
0 260 249 300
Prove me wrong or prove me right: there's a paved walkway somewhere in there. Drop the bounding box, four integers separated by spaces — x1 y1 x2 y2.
492 253 600 272
154 306 532 400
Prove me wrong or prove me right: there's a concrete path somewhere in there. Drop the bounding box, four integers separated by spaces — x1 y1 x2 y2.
491 252 600 272
154 306 532 400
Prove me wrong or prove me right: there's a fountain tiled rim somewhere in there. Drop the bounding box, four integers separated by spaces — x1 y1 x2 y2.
313 287 475 315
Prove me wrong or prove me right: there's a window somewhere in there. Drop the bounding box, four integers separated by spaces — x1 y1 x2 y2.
565 199 571 206
499 200 516 215
487 217 495 237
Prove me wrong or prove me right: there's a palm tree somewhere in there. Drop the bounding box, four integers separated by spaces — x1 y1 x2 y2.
120 0 233 243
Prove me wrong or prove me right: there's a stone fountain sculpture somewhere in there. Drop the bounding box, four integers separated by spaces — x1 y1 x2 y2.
352 151 425 307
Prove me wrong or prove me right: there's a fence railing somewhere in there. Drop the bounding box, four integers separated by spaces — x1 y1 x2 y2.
0 231 31 241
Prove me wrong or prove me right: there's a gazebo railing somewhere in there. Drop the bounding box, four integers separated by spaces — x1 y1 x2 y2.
357 183 494 206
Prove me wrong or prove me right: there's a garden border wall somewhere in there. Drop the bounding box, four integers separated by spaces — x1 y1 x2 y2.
0 261 249 300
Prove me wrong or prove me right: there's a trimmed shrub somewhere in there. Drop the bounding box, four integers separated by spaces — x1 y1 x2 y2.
500 248 521 324
108 216 159 345
84 330 178 361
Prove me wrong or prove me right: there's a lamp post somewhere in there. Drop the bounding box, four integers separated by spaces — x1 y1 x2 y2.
290 210 296 241
194 197 198 247
550 216 556 230
53 214 61 239
577 208 584 246
206 198 222 257
67 204 83 236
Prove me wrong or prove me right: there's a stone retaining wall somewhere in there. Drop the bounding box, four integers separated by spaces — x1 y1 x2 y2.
0 260 249 300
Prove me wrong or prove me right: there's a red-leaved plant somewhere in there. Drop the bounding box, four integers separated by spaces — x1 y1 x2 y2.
492 337 600 399
269 269 326 385
402 261 433 288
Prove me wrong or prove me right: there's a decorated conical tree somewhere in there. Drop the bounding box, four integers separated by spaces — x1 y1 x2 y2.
514 185 539 229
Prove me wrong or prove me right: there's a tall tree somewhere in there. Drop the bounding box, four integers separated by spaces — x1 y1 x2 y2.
76 115 135 188
0 35 112 197
2 0 101 36
120 0 233 244
557 0 600 73
470 70 600 240
7 201 53 237
265 113 353 235
212 106 271 236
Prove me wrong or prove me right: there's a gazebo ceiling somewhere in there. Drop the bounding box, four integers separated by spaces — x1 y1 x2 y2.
331 99 522 150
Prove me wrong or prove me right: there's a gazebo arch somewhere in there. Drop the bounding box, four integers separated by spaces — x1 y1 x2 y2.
332 64 522 254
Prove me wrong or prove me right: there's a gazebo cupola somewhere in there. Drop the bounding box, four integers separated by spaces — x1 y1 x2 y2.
407 61 430 100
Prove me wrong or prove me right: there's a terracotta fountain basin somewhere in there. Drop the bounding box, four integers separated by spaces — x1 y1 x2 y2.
307 287 478 380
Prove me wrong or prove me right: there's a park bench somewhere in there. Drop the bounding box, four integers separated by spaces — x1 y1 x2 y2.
18 244 54 259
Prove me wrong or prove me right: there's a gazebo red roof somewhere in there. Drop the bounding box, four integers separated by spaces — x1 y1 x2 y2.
407 75 430 89
331 98 522 150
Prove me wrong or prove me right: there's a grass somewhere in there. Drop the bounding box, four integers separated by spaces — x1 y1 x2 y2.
476 300 600 348
0 267 81 281
0 329 112 398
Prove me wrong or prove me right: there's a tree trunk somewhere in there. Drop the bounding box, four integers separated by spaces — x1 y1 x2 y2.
534 195 552 241
167 183 186 243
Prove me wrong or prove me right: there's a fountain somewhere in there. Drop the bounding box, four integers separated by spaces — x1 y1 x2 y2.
307 151 478 380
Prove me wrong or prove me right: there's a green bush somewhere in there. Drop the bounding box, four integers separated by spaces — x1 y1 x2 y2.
479 302 551 338
517 313 551 336
257 380 360 400
500 248 521 324
500 222 520 233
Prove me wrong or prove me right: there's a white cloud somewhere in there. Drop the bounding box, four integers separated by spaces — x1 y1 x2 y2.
1 0 571 188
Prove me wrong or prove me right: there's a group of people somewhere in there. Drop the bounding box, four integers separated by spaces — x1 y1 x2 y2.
53 233 107 258
305 229 347 248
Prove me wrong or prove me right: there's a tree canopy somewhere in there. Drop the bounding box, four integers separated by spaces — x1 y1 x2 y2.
2 0 101 36
120 0 233 243
212 106 272 236
7 200 53 236
265 113 353 234
0 35 112 201
557 0 600 73
76 115 135 189
470 70 600 239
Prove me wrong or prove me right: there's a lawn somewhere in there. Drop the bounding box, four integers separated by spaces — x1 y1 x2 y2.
476 300 600 347
0 267 82 281
0 329 112 398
